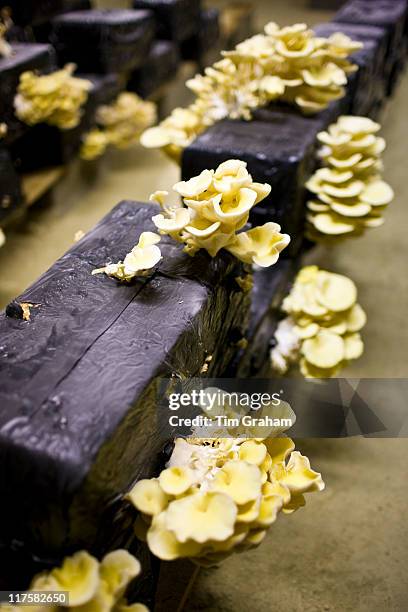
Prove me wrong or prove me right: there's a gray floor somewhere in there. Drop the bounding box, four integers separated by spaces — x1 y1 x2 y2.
0 1 407 611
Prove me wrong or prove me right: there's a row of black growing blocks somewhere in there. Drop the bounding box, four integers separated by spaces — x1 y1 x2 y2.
49 9 156 74
0 43 56 145
182 100 344 257
0 201 249 569
333 0 408 95
314 22 388 118
10 73 121 172
133 0 200 43
127 40 180 99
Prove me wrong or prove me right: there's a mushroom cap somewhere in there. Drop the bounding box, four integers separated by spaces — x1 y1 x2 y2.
152 208 190 232
315 271 357 312
255 494 283 527
126 479 169 516
360 180 394 206
346 303 367 332
147 513 202 561
311 212 355 235
49 551 100 607
272 451 325 494
210 460 263 505
100 550 141 599
302 330 345 369
163 491 237 543
344 332 364 360
238 440 267 466
264 437 295 463
337 115 380 135
330 201 372 218
173 169 214 198
158 466 194 496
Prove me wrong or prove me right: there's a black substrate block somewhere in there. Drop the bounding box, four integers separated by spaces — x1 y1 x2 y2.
127 40 180 99
0 201 249 562
0 148 24 224
10 73 121 171
314 22 388 117
0 1 63 26
32 0 92 43
334 0 408 95
0 43 56 145
132 0 200 42
233 260 298 378
50 9 155 73
182 102 343 256
221 3 255 50
181 8 221 68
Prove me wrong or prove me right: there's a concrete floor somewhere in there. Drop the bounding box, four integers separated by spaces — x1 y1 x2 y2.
0 1 407 611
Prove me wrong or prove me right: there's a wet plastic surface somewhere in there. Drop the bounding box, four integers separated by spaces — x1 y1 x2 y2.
334 0 408 95
0 201 249 562
50 9 155 73
127 40 180 99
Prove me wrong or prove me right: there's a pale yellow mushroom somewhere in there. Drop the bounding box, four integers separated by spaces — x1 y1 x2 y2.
255 494 283 527
302 330 345 369
173 169 214 198
236 497 262 523
210 460 262 505
330 201 372 218
92 232 162 281
346 303 367 332
15 65 92 130
315 271 357 312
152 208 191 232
238 440 268 466
360 180 394 206
343 332 364 360
126 479 169 516
163 491 237 543
49 551 100 606
99 550 141 599
147 513 202 561
158 466 194 496
271 452 325 495
311 212 356 235
226 223 290 267
336 115 380 135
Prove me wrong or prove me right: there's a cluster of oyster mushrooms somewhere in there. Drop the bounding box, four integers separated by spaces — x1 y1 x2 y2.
271 265 366 378
151 159 290 264
127 436 324 565
306 116 394 240
141 22 360 162
0 550 148 612
14 64 91 130
93 160 289 281
81 93 157 160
